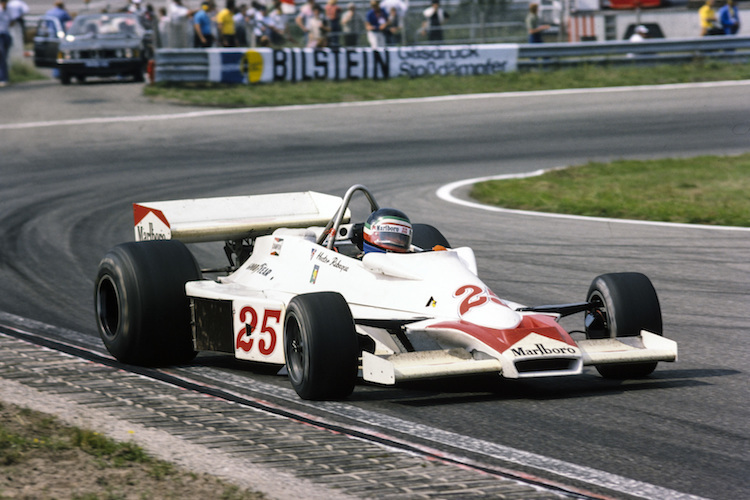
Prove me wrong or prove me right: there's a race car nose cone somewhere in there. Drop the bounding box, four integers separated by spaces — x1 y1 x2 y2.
461 301 522 330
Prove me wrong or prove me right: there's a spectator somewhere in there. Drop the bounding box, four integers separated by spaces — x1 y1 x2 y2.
167 0 194 48
124 0 145 18
629 24 648 42
719 0 740 35
249 2 267 45
255 4 287 47
380 0 406 45
278 0 295 16
157 6 168 46
45 1 72 29
382 5 398 44
525 3 549 43
0 0 10 87
45 0 72 79
296 0 315 45
267 4 289 45
699 0 722 36
420 0 448 42
234 3 248 46
626 25 649 58
193 1 214 47
306 3 328 48
7 0 27 43
365 0 387 48
325 0 342 48
142 3 156 30
216 0 237 47
340 2 359 47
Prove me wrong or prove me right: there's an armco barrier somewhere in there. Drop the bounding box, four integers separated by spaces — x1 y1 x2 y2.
156 45 519 83
517 36 750 69
155 36 750 84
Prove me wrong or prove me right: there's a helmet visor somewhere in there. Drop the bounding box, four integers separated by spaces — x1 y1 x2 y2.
366 220 412 252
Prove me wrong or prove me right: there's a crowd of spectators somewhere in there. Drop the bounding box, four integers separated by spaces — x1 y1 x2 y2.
152 0 450 50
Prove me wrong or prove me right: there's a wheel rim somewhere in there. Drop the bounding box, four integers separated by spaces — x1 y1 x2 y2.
96 275 121 341
285 314 306 386
585 291 610 339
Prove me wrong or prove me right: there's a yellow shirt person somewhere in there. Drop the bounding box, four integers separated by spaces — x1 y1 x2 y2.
699 0 718 36
216 0 237 46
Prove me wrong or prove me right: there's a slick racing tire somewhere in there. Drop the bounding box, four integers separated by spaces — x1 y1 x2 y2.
412 223 451 250
95 240 201 366
585 272 663 379
284 292 358 400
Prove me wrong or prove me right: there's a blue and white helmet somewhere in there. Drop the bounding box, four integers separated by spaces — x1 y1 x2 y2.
363 208 412 253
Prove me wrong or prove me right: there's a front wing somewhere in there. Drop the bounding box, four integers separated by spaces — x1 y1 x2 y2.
361 331 677 385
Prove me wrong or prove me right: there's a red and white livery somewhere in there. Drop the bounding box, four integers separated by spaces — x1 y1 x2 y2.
95 185 677 400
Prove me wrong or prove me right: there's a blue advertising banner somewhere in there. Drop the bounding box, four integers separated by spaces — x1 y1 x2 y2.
207 45 519 84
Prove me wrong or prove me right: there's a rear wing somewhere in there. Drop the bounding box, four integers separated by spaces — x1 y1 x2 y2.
133 191 346 243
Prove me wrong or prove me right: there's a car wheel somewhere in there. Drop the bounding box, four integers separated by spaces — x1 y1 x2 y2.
94 240 201 366
585 272 663 379
60 72 71 85
133 70 145 82
284 292 358 400
412 223 451 250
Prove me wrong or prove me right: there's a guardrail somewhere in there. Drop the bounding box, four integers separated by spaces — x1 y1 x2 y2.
155 36 750 83
156 51 210 83
517 36 750 69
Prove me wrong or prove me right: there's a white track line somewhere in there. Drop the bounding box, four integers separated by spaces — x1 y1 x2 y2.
2 80 750 131
437 171 750 232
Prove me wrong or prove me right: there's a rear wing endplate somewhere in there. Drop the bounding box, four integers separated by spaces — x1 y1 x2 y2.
133 191 346 243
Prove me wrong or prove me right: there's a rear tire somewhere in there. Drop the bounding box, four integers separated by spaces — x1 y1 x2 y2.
284 292 358 400
412 223 451 250
585 272 662 379
94 240 201 366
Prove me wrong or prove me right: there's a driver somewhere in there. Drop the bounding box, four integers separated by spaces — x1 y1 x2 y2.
363 208 413 254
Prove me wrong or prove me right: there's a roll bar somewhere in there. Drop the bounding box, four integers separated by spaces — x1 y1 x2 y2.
318 184 380 249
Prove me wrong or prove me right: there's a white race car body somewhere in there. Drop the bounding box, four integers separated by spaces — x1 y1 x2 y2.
126 185 677 392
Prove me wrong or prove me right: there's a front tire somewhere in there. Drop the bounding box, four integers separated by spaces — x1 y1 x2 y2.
94 240 201 366
284 292 358 400
585 272 663 379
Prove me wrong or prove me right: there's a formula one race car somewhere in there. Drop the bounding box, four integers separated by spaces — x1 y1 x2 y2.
94 185 677 400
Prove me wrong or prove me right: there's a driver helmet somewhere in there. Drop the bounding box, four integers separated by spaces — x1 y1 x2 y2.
363 208 412 254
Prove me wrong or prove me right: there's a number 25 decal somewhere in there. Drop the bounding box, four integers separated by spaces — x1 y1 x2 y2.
454 285 506 316
236 306 281 356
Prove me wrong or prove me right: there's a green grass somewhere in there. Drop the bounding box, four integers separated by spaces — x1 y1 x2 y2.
0 402 265 498
0 406 160 472
471 155 750 227
8 61 48 83
143 60 750 108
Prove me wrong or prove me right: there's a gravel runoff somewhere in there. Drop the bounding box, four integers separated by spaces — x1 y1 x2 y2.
0 377 356 500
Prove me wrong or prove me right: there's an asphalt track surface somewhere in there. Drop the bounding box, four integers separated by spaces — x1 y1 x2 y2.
1 78 749 499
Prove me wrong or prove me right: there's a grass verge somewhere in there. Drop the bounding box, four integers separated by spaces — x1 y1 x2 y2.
8 61 48 84
470 155 750 227
143 60 750 107
0 402 264 499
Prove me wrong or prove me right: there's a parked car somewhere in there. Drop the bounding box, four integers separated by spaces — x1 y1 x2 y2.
33 13 153 84
33 15 65 69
